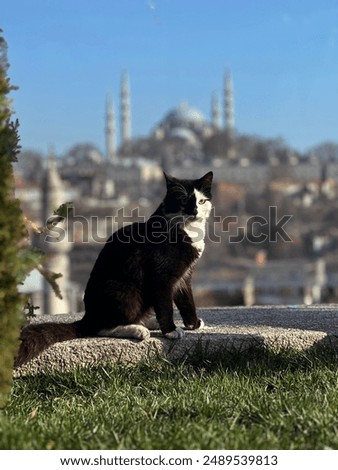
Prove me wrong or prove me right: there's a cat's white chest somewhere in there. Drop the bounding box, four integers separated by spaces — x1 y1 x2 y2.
184 219 206 257
184 189 211 258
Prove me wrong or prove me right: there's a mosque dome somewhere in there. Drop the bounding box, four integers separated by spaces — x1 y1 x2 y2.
163 102 205 129
153 101 212 145
64 144 103 167
169 127 201 146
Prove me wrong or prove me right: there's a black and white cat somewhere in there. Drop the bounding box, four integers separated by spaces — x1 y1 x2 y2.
15 171 213 367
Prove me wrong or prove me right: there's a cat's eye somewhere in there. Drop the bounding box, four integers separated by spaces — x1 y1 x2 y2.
199 199 207 205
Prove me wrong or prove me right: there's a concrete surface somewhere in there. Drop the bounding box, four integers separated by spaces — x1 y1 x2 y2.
14 305 338 377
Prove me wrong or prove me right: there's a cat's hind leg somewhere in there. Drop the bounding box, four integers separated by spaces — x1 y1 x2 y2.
98 324 150 340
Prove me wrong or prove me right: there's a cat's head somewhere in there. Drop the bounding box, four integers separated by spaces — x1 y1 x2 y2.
162 171 213 222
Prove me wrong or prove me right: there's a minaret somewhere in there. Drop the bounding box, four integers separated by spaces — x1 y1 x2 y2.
40 153 71 315
105 94 117 163
120 72 131 146
211 91 221 130
224 70 235 137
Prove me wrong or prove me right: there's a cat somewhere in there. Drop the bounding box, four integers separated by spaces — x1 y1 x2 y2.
15 171 213 367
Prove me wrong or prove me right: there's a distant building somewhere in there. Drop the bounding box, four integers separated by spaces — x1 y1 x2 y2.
246 258 328 305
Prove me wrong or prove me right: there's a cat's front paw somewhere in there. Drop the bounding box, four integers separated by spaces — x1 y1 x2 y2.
164 327 185 339
184 318 205 330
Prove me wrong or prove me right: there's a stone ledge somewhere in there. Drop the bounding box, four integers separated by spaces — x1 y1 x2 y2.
14 306 338 377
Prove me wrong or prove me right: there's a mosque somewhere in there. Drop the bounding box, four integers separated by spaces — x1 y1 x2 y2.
105 70 235 160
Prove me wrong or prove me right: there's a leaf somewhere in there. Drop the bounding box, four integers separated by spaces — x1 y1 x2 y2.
53 201 73 219
46 215 65 230
36 264 63 299
41 202 73 232
28 201 74 233
23 300 40 319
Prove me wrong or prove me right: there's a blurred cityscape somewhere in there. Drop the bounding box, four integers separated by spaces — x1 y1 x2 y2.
14 71 338 314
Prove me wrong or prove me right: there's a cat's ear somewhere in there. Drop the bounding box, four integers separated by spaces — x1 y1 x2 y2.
163 171 178 189
199 171 213 188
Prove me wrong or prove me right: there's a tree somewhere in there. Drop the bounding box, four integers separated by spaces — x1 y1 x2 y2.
0 31 36 407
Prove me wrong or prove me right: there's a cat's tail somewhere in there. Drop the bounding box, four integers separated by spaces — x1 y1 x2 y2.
14 321 82 368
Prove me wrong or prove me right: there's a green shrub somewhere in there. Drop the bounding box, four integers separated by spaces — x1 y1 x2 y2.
0 30 35 407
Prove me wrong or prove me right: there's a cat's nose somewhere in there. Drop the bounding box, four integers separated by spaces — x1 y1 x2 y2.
192 208 198 216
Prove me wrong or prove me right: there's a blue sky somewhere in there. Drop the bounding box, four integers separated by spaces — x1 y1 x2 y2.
2 0 338 154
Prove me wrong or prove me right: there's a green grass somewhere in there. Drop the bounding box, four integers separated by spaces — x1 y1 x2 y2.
1 344 338 450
